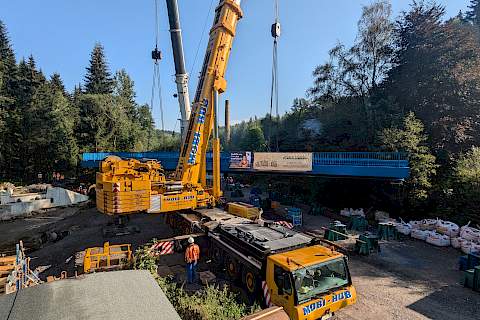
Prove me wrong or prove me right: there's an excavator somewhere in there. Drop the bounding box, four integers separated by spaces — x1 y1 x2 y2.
96 0 242 215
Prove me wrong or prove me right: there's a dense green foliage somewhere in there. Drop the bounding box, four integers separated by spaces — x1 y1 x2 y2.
2 1 480 222
0 23 174 182
228 1 480 222
134 241 255 320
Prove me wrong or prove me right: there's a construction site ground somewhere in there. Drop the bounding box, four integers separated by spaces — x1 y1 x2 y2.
1 204 479 320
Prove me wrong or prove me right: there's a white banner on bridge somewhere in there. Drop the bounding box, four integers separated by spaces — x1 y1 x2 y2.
253 153 313 172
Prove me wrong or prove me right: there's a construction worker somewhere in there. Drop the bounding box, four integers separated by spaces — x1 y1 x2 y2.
185 237 200 284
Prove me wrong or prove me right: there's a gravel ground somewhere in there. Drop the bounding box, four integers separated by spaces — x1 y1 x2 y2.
1 206 479 319
301 212 480 320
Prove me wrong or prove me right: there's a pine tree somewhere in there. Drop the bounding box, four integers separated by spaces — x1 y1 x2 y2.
466 0 480 27
114 69 137 119
0 20 17 110
50 73 66 95
84 43 114 94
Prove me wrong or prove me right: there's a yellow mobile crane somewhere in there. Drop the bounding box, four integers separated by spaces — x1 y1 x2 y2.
95 3 358 318
96 0 243 215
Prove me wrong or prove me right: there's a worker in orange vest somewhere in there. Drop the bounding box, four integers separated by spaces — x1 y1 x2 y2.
185 237 200 284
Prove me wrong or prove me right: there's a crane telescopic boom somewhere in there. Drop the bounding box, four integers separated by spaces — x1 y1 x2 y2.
174 0 243 197
166 0 191 139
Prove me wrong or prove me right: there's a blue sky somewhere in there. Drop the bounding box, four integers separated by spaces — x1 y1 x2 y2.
0 0 470 131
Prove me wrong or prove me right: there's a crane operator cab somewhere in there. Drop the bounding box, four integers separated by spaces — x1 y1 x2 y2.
266 246 356 320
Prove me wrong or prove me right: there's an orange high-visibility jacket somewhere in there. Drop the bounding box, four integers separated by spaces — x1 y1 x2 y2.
185 244 200 263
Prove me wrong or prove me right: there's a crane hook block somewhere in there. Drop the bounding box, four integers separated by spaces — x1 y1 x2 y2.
271 22 281 38
152 48 162 61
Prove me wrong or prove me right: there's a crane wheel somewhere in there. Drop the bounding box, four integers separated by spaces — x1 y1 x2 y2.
211 247 223 264
244 270 256 294
226 258 238 280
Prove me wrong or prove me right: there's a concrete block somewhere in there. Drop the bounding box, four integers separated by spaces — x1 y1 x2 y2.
46 187 89 206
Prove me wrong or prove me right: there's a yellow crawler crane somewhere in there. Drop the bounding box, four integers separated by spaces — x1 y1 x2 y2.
96 0 243 215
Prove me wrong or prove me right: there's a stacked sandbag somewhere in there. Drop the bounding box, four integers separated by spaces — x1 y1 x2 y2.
340 208 365 218
375 211 389 222
460 222 480 242
411 229 432 241
451 237 465 249
420 218 437 231
426 232 451 247
395 218 412 236
460 240 480 255
409 220 422 230
435 220 459 237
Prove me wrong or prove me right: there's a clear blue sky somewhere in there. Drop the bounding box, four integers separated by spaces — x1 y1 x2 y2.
0 0 470 131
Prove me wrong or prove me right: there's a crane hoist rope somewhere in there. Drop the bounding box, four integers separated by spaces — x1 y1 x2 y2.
268 0 281 152
188 0 216 76
150 0 165 149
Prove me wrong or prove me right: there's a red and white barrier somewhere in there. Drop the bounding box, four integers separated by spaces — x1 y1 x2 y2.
275 221 294 229
262 281 273 307
150 241 174 256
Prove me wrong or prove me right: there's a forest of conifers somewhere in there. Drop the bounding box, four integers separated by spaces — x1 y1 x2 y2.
1 1 480 223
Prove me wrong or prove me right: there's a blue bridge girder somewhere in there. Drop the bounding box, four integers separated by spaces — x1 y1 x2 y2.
81 151 409 180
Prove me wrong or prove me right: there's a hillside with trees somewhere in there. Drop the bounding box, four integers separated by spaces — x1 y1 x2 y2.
1 1 480 223
0 25 178 182
226 1 480 223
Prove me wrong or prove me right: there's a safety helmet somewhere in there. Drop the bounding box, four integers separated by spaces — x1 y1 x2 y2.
188 237 194 244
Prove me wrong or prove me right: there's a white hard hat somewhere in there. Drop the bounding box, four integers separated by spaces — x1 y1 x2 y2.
188 237 194 244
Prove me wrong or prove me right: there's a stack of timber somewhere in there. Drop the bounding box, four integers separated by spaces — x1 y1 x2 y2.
0 255 15 294
1 241 42 294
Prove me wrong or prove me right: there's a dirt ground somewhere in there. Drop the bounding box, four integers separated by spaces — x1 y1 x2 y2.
1 204 479 320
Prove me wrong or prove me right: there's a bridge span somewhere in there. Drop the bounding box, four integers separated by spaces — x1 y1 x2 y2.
81 152 409 180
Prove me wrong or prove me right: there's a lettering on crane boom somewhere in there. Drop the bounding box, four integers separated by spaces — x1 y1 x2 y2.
302 291 352 316
188 99 208 165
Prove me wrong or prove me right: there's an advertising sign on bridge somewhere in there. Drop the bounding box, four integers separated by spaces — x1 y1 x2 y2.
229 151 252 169
253 153 313 172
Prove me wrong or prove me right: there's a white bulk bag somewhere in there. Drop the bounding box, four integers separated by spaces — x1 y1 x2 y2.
411 229 431 241
395 218 412 236
375 211 389 222
420 219 437 231
451 237 464 249
409 220 422 230
472 243 480 254
426 232 450 247
436 220 459 237
461 240 475 254
352 208 365 218
460 222 480 242
340 208 352 217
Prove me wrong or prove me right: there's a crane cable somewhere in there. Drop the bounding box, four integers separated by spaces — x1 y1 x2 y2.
150 0 165 149
268 0 280 152
189 0 215 76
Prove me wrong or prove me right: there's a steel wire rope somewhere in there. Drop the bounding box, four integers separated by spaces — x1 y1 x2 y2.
268 0 280 151
150 0 165 150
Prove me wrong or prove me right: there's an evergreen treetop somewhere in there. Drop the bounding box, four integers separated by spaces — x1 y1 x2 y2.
466 0 480 26
84 43 114 94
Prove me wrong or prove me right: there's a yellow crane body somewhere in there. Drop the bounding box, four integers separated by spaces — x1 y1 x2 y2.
96 0 243 216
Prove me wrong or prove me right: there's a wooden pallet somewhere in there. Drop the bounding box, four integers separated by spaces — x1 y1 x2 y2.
0 255 15 294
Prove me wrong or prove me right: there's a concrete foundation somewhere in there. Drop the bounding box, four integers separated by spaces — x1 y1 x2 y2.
0 187 89 221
